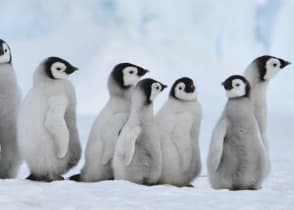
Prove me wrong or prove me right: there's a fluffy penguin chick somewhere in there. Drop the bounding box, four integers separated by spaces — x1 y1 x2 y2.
18 57 81 182
157 77 202 187
113 78 167 185
79 63 148 182
0 39 22 178
207 75 269 190
244 55 290 150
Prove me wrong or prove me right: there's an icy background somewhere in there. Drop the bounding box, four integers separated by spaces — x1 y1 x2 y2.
0 0 294 209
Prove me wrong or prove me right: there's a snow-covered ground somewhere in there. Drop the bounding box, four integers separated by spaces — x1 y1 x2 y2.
0 113 292 210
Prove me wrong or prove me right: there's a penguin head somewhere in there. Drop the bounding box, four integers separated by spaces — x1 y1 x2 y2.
0 39 12 64
44 57 78 80
111 63 149 89
170 77 197 101
254 55 291 81
137 78 167 105
222 75 250 99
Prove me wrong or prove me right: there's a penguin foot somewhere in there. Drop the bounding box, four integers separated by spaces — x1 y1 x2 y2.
55 176 65 181
69 174 81 182
26 174 52 182
230 186 261 191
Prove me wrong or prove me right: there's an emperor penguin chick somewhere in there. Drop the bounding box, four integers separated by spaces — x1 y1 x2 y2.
157 77 202 187
0 39 22 178
113 78 167 185
207 75 269 190
244 55 290 149
79 63 148 182
18 57 81 182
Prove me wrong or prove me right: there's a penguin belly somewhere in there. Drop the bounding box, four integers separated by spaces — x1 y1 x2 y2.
18 93 70 178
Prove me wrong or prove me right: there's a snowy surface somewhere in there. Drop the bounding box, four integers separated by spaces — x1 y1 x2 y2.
1 114 293 210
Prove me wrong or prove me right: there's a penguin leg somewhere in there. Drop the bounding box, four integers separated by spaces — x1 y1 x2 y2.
69 174 81 182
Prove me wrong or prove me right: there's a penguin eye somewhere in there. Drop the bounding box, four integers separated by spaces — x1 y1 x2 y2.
56 67 62 71
273 63 277 67
4 49 8 53
156 86 160 90
129 70 134 74
236 83 240 87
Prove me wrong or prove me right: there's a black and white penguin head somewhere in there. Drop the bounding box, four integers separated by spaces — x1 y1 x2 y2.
222 75 250 99
44 57 78 80
0 39 12 64
170 77 197 101
137 78 167 105
111 63 149 89
254 55 291 81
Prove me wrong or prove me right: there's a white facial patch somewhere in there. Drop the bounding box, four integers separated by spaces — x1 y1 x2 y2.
226 79 247 98
150 82 162 102
175 82 197 101
123 66 140 86
264 58 281 80
0 43 11 64
51 62 68 80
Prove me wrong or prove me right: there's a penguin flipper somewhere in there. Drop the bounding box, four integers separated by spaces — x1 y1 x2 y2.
171 113 194 172
124 126 142 165
44 96 69 159
208 117 228 172
101 112 128 165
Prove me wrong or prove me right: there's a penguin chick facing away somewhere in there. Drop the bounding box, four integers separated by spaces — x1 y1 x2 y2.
0 39 22 178
157 77 202 187
18 57 81 182
207 75 269 190
113 78 167 185
74 63 148 182
244 55 291 150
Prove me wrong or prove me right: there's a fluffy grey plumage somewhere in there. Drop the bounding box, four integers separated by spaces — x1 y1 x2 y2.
18 57 81 181
157 77 202 186
207 75 269 190
80 63 148 182
113 78 166 185
0 39 21 178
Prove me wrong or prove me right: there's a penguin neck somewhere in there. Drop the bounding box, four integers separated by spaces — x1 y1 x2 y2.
108 77 133 100
168 96 198 109
33 65 73 96
244 64 269 107
129 92 154 124
0 64 18 91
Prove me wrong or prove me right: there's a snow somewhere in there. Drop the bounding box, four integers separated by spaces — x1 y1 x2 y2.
0 0 294 209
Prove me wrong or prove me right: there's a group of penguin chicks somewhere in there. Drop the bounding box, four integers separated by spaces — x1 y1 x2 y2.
0 39 291 191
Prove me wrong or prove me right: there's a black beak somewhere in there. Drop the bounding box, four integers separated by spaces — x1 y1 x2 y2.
222 81 233 90
138 68 149 76
161 84 168 91
280 59 291 69
72 66 79 71
185 84 195 93
66 65 79 74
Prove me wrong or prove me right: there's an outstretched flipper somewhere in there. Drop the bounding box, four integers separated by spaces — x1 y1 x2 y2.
44 96 69 159
208 116 228 172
